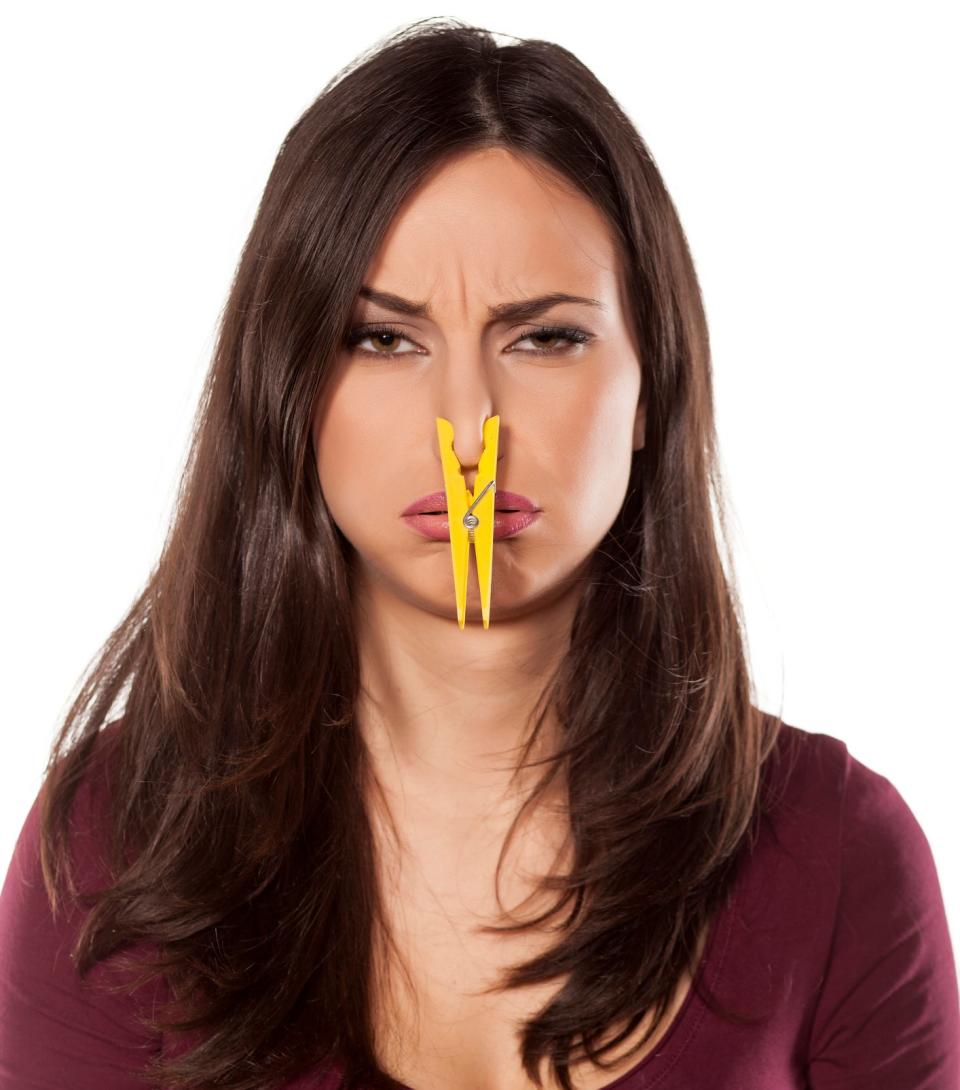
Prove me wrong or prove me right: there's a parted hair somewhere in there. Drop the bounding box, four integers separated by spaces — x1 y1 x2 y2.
37 16 782 1090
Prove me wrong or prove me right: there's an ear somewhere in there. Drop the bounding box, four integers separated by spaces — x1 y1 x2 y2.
632 383 647 452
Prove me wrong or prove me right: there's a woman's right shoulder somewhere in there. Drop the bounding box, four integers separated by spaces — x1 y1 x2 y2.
6 717 127 889
0 716 166 1090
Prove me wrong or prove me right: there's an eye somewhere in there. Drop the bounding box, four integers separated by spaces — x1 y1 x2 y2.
343 322 594 360
344 323 419 359
510 325 593 356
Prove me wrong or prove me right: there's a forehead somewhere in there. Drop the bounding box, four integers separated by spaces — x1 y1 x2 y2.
360 147 622 314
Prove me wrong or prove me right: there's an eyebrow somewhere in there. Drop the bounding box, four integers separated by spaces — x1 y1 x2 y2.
357 286 606 323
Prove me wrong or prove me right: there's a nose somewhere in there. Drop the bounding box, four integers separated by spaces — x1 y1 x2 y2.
443 413 497 493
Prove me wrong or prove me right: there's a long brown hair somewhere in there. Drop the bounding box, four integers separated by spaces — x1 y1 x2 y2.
37 16 782 1090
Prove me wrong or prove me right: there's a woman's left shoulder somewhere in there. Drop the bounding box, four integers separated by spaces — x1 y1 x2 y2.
775 723 960 1084
761 719 937 867
737 718 959 1086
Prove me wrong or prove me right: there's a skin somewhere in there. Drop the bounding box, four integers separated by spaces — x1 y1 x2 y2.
309 145 679 1090
311 146 646 835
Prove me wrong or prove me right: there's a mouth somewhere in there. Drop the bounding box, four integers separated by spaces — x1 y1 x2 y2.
401 489 540 517
401 507 542 541
420 508 520 514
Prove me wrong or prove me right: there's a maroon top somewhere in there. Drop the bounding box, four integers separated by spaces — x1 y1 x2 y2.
1 721 958 1089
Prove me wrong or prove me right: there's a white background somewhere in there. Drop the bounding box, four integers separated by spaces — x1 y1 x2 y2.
2 2 957 948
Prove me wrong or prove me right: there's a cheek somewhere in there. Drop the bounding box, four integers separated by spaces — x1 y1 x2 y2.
550 381 637 534
312 380 393 539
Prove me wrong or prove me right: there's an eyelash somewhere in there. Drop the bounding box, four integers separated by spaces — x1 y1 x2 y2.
344 322 593 359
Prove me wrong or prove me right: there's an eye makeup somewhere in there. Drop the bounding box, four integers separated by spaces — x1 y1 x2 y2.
344 322 594 359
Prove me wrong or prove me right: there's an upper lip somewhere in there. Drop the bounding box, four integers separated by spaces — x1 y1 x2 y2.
401 489 540 516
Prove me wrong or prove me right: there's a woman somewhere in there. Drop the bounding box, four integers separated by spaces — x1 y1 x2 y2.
1 17 956 1090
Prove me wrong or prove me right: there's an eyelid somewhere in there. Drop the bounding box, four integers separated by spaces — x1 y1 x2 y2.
345 321 594 357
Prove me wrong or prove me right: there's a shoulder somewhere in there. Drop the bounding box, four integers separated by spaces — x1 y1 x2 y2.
3 718 126 905
759 720 942 891
751 720 959 1085
760 718 851 817
0 717 165 1088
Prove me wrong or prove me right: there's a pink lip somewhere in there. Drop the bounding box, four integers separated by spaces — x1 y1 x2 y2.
400 489 540 517
402 510 541 541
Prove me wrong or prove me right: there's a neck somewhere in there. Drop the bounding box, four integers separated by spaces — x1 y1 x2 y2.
350 560 581 823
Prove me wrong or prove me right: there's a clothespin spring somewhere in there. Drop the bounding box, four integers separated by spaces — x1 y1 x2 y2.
464 478 496 542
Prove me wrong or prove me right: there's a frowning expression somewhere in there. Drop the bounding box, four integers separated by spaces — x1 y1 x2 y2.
312 146 646 624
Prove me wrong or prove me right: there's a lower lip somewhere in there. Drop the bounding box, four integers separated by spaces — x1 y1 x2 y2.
401 510 542 541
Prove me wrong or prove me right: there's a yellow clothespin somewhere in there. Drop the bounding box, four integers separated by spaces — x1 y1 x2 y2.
435 415 500 629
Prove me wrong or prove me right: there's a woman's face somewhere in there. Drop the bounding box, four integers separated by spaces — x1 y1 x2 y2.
312 146 645 625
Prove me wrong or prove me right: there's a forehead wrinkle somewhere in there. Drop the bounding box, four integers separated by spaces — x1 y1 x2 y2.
356 285 607 325
427 249 514 326
358 193 617 327
451 259 470 325
358 236 612 326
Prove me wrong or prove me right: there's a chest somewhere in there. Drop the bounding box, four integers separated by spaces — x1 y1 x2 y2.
367 810 703 1090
